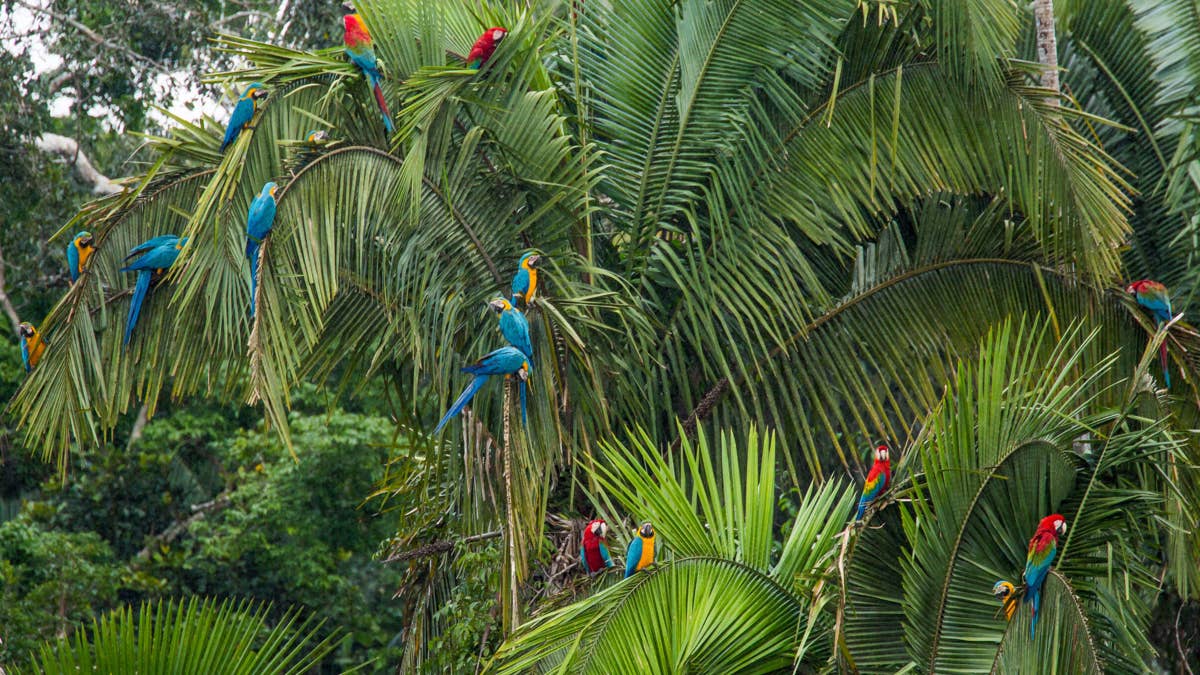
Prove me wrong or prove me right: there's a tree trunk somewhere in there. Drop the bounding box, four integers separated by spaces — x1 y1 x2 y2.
1033 0 1060 106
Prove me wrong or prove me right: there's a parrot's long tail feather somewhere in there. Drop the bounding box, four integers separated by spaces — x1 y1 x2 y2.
434 376 488 434
124 271 153 346
1160 341 1170 388
519 379 527 426
368 72 395 134
1029 589 1040 639
248 244 260 318
854 500 866 522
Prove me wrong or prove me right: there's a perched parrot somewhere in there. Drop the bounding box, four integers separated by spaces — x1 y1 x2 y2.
433 346 530 434
220 83 269 152
66 231 95 283
305 130 329 145
510 252 541 307
246 182 279 318
18 322 46 373
624 522 656 578
342 5 395 134
123 235 179 261
992 580 1018 621
466 27 508 69
581 518 614 575
488 298 532 358
1023 513 1067 639
1127 279 1173 387
855 442 892 521
121 236 187 346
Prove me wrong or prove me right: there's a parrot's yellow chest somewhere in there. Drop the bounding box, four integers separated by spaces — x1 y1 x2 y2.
636 534 655 570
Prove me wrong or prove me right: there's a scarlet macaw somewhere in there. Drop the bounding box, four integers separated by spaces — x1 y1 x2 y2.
66 231 95 283
246 182 278 318
510 252 540 307
342 5 394 134
1126 279 1173 387
992 580 1018 621
220 83 269 153
624 522 656 578
18 322 46 373
1023 514 1067 638
466 27 507 69
855 442 892 521
433 346 529 434
121 236 187 346
581 518 614 575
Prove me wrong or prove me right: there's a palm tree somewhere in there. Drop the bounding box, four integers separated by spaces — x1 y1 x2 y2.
10 0 1200 668
15 598 336 674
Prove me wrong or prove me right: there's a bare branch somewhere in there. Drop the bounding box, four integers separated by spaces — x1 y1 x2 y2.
132 493 233 564
0 244 23 334
12 0 169 74
35 133 122 195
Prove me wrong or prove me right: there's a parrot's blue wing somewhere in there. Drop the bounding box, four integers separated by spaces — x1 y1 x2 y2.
124 235 178 262
624 538 642 578
599 541 613 568
511 267 530 305
221 98 255 152
20 337 30 373
66 242 80 282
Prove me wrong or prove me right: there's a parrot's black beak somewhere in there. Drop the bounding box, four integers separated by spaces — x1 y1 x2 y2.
527 254 541 268
341 1 356 13
253 89 270 100
488 299 506 313
640 523 653 538
80 236 93 247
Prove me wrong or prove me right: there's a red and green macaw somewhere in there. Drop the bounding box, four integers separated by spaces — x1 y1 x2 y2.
1023 513 1067 638
511 252 541 307
121 236 187 346
1127 279 1173 387
220 83 269 153
855 443 892 521
342 5 394 134
992 580 1018 621
433 346 530 434
581 518 614 575
246 182 278 318
66 231 95 283
624 522 655 578
466 27 507 69
18 322 46 373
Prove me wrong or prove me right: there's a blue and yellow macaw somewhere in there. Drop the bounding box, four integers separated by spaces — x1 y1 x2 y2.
305 130 330 145
855 443 892 521
66 231 95 283
433 346 530 434
18 322 46 373
489 298 532 358
624 522 656 578
511 252 541 307
342 5 395 134
1127 279 1173 387
121 236 187 346
992 580 1018 621
1023 514 1066 639
246 182 278 318
220 83 269 153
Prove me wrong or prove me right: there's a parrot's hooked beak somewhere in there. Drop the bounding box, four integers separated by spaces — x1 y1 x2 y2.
1054 520 1067 538
639 523 654 538
526 254 541 268
252 88 270 101
79 235 94 247
488 298 507 313
17 323 33 339
341 1 357 13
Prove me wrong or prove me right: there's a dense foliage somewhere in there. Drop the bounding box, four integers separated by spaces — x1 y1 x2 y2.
4 0 1200 672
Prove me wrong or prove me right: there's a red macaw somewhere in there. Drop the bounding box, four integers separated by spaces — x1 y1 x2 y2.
581 518 614 575
1023 514 1067 638
342 6 394 133
466 27 507 69
1126 279 1173 387
855 442 892 521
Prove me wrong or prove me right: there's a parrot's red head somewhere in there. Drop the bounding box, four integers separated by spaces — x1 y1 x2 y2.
487 27 508 46
1126 279 1161 295
1037 514 1067 540
873 443 891 463
586 518 608 539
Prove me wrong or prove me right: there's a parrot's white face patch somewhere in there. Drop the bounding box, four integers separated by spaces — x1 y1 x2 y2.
493 29 506 41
